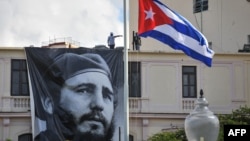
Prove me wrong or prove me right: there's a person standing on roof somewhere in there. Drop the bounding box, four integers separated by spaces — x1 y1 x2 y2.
132 32 141 51
107 32 122 49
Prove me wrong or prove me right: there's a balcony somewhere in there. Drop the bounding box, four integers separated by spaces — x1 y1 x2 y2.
129 98 195 113
0 96 30 112
182 98 195 112
129 98 142 113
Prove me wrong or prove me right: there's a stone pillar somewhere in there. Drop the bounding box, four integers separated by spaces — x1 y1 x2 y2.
3 118 10 141
142 119 149 141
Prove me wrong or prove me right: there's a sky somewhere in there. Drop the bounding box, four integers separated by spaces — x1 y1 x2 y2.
0 0 124 47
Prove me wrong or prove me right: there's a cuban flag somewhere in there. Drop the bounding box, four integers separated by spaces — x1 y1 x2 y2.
138 0 215 67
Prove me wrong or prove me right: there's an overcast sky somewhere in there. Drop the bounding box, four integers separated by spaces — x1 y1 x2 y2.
0 0 124 47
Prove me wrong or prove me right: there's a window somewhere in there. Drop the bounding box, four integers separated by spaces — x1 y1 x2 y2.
11 59 30 96
193 0 208 13
208 41 212 49
129 134 134 141
182 66 197 98
128 62 141 97
18 133 32 141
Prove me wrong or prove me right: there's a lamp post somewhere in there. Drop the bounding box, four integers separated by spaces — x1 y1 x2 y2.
185 89 220 141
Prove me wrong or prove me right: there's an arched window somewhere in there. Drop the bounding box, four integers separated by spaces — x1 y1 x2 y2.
18 133 32 141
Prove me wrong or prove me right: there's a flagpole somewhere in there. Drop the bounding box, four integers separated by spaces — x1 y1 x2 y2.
201 0 203 33
123 0 129 141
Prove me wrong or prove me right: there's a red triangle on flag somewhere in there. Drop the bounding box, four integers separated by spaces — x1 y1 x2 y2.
138 0 173 34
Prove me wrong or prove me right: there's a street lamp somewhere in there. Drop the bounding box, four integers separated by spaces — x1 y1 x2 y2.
185 89 220 141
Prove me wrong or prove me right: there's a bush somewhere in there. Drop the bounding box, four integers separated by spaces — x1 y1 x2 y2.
147 129 187 141
217 105 250 141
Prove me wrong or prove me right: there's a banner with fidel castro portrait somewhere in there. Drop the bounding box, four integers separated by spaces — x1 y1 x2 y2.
25 47 124 141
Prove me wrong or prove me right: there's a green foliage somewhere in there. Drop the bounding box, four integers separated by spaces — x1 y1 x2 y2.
147 129 187 141
217 105 250 141
147 105 250 141
174 129 187 141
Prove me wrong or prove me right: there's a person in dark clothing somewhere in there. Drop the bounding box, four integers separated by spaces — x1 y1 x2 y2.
132 32 141 50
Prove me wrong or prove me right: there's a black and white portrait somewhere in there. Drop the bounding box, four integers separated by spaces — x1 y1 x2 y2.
25 47 124 141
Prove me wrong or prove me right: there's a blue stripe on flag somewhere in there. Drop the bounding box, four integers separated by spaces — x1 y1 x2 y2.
155 0 207 46
140 30 213 67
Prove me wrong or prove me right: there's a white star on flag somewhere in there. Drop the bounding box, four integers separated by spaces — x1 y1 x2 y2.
144 7 155 20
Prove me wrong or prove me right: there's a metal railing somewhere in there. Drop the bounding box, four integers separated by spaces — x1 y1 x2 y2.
41 37 80 47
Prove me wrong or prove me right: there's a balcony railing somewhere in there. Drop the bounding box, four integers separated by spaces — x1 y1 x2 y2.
0 96 30 112
0 96 195 113
182 98 195 112
129 97 195 113
129 98 142 113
